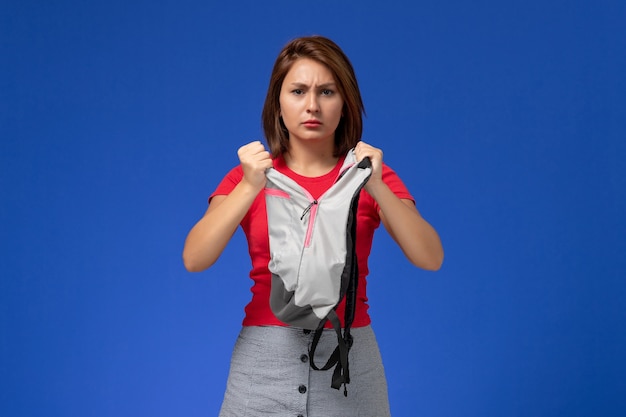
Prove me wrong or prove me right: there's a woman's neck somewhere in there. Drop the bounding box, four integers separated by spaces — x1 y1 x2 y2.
283 140 338 177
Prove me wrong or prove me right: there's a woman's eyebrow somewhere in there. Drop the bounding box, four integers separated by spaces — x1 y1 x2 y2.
288 82 337 89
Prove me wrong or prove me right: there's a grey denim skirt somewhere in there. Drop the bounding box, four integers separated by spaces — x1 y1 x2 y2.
218 325 391 417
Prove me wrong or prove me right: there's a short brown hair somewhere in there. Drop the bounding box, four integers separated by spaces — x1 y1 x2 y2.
262 36 365 157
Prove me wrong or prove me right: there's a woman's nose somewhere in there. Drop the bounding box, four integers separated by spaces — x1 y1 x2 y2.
306 95 320 113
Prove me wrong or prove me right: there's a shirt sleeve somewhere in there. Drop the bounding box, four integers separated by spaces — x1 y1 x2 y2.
209 165 243 203
371 163 415 213
383 164 413 199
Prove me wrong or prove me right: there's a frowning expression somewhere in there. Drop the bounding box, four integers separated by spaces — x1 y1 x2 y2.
279 58 344 145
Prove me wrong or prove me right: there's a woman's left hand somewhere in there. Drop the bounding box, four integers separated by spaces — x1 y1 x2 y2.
354 140 444 270
355 141 384 192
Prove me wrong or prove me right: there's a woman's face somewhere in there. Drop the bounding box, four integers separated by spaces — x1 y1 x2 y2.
279 58 344 146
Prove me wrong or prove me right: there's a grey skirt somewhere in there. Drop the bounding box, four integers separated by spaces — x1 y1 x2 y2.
219 325 391 417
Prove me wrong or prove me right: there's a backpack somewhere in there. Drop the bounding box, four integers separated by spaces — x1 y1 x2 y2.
264 149 372 395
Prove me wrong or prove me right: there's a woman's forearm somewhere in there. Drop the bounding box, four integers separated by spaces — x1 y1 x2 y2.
368 180 444 271
183 142 273 272
182 181 260 272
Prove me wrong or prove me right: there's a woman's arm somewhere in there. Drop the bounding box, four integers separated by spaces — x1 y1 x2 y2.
355 141 444 271
182 141 273 272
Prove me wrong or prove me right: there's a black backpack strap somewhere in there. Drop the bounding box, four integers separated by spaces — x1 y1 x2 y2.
307 179 362 396
308 156 369 397
308 311 352 395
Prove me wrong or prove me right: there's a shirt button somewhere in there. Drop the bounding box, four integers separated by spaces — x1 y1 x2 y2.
300 354 308 363
298 384 307 394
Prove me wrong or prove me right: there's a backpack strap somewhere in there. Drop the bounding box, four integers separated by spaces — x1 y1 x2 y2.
309 311 351 395
308 157 369 396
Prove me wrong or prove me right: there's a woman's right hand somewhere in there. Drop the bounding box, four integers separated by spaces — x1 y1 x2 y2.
237 141 273 191
183 141 273 272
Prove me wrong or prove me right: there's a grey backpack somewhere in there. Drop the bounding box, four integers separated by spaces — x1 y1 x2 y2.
264 149 372 395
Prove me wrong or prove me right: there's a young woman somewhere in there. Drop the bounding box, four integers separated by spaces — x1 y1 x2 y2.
183 35 443 417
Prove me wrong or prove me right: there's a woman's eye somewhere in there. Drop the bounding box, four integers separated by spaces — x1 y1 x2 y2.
292 89 304 95
321 89 334 96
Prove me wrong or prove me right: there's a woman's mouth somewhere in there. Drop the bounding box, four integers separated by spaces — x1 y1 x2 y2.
302 119 322 127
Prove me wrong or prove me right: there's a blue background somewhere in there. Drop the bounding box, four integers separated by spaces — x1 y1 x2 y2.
2 1 625 416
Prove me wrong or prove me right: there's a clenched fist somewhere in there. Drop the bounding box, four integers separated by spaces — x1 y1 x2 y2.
237 141 273 191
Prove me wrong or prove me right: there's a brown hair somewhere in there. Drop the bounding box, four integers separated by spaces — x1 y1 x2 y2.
262 36 365 157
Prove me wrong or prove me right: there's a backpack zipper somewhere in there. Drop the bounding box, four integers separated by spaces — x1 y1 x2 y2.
300 162 358 248
300 200 318 220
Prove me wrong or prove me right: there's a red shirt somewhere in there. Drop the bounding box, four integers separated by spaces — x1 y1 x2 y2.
210 155 413 328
